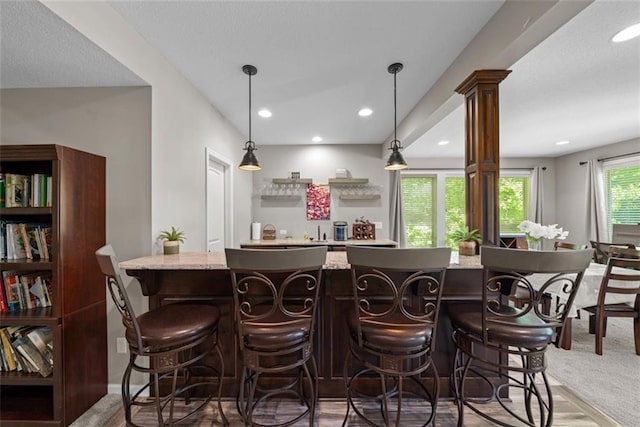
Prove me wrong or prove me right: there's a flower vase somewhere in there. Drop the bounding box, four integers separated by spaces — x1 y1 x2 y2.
526 236 542 251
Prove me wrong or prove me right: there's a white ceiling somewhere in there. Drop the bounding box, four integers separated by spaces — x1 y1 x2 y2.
1 1 639 159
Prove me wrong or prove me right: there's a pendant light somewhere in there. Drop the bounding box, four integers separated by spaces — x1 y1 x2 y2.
239 64 261 171
384 62 408 171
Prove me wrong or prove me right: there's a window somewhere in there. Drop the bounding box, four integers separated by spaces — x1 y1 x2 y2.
401 171 530 248
401 175 436 247
603 155 640 238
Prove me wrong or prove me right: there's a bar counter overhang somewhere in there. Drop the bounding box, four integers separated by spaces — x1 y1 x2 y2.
120 250 495 398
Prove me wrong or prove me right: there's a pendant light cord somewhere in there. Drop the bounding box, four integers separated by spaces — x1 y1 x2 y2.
248 72 252 143
393 68 397 145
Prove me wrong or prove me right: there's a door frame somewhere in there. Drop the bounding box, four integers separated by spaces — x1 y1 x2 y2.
205 147 234 250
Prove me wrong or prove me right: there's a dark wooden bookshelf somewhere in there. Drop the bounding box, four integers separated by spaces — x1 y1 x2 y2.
0 145 107 426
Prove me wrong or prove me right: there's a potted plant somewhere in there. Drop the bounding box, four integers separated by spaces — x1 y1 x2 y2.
451 227 482 256
158 226 186 255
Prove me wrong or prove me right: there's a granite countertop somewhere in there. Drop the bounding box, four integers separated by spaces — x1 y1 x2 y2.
240 238 397 247
120 250 480 271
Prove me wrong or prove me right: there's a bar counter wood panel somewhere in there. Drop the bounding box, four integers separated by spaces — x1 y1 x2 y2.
123 252 498 398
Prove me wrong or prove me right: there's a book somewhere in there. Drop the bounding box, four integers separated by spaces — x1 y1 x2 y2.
13 336 52 376
6 222 28 259
0 328 17 371
40 226 52 259
0 272 8 312
1 270 22 311
0 172 5 208
26 327 53 367
18 224 33 260
19 272 51 308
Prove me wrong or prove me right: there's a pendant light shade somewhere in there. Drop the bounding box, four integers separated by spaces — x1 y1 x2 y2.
239 64 261 171
384 62 408 171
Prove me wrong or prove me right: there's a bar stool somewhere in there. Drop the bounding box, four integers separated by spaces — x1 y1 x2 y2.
450 247 592 427
225 246 327 427
342 246 451 426
96 245 227 426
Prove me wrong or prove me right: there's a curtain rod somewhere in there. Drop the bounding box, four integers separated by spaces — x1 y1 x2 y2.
579 151 640 165
404 166 546 171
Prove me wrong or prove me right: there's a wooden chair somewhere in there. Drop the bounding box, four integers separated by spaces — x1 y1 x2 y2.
226 246 327 427
451 247 592 427
342 246 451 426
582 247 640 355
95 245 228 426
554 241 587 251
590 240 636 264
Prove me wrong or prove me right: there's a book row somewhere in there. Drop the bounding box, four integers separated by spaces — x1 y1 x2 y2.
0 270 52 313
0 326 53 377
0 172 52 208
0 222 52 260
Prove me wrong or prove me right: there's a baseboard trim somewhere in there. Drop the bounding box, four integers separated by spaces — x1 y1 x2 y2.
108 383 148 396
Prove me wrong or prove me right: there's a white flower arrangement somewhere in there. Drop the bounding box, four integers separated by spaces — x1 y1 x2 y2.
518 220 569 240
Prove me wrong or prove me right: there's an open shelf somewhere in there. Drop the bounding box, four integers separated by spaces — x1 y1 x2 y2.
271 178 312 184
328 178 368 185
260 195 302 200
339 194 381 200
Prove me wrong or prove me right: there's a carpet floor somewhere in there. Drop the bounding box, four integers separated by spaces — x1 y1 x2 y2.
546 314 640 427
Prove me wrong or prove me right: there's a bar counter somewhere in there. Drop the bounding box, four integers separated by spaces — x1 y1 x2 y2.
121 251 489 398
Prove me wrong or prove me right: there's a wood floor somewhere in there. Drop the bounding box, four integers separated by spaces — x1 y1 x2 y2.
100 383 619 426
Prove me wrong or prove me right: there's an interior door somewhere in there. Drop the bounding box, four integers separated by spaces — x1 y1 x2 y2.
206 150 232 252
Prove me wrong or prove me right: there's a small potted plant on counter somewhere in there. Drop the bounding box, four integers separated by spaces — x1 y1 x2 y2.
158 226 186 255
452 227 482 256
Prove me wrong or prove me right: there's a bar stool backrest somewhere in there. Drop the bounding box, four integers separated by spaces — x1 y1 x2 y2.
480 247 593 343
346 246 451 350
225 246 327 352
95 244 144 352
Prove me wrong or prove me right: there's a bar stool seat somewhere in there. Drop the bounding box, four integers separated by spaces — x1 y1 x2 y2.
347 311 433 351
450 303 554 347
128 303 220 350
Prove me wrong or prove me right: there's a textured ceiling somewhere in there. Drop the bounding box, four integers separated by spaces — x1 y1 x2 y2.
1 1 639 159
0 1 145 88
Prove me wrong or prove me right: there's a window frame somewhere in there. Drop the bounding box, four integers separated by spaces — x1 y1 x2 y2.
401 169 532 247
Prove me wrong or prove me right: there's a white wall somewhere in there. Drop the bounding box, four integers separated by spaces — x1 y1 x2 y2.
555 137 639 245
252 144 389 240
1 86 151 387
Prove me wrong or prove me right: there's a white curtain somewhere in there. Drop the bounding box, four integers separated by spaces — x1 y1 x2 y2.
585 159 608 243
389 171 407 248
529 166 544 224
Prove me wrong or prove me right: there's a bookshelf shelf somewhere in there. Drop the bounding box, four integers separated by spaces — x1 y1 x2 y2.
0 207 53 216
0 145 106 426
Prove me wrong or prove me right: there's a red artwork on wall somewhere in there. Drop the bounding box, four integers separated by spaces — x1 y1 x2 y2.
306 183 330 220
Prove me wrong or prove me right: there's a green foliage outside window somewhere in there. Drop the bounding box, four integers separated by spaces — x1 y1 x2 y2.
402 174 530 248
499 177 529 233
401 176 435 247
445 177 465 248
605 164 640 237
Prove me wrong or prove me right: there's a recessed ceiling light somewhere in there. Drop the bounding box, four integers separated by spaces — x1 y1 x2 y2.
258 109 272 118
555 140 570 145
438 140 450 146
312 136 323 143
612 22 640 43
358 108 373 117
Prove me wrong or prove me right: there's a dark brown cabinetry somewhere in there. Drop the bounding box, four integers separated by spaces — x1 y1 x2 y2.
127 263 498 398
0 145 106 426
